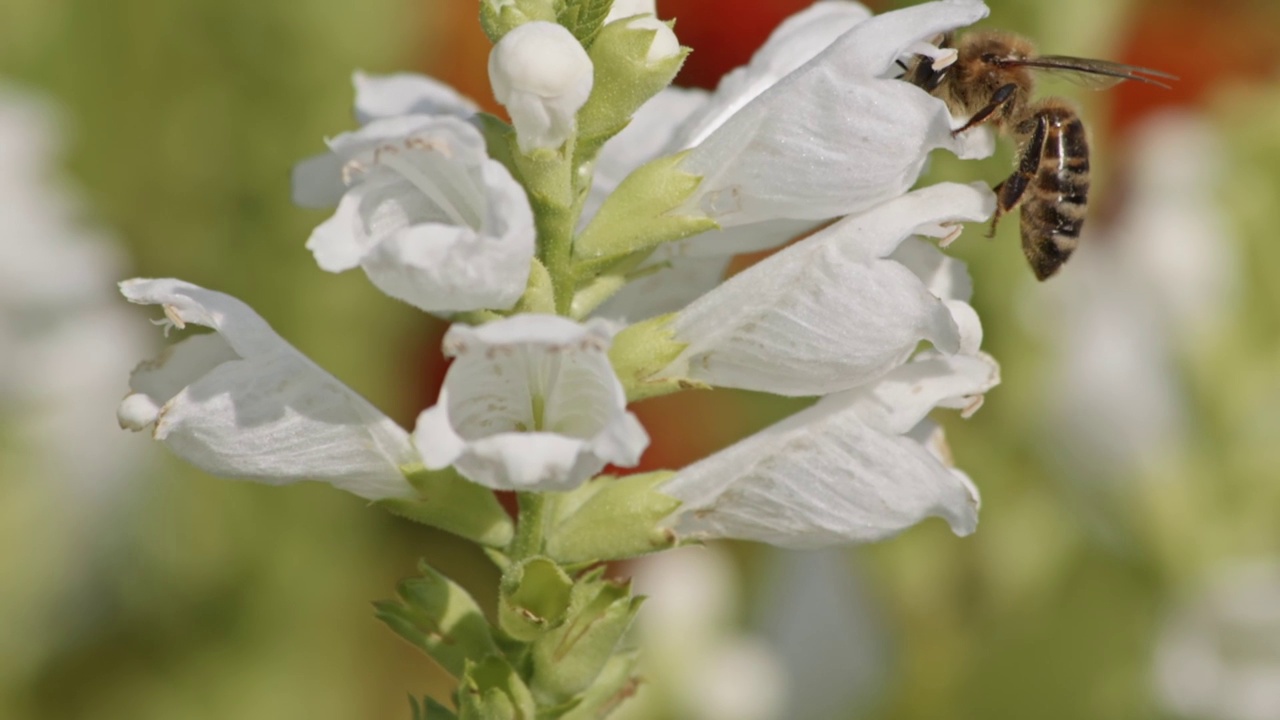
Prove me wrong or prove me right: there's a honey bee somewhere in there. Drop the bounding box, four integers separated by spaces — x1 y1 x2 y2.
904 31 1176 280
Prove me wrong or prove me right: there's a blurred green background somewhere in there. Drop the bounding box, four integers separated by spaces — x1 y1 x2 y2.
2 0 1278 718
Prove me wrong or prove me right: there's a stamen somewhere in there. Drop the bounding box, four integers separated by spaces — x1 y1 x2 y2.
377 148 476 228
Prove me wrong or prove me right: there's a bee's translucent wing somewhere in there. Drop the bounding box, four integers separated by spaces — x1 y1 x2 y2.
1000 55 1178 90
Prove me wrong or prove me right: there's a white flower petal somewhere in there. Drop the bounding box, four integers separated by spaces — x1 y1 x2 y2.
658 183 994 395
675 0 990 226
890 236 973 303
488 22 594 154
411 315 648 491
604 0 656 24
352 70 479 124
118 278 417 500
659 352 999 548
302 115 535 313
676 0 875 147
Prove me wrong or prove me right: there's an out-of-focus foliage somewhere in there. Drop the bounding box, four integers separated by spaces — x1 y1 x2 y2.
0 1 485 718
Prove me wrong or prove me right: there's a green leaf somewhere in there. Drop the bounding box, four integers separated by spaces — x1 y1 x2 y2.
557 0 614 48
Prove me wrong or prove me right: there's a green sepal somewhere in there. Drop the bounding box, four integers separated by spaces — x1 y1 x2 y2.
458 656 538 720
480 0 559 43
573 150 718 263
380 466 514 548
558 651 641 720
498 556 575 642
374 560 501 679
545 471 681 564
576 19 689 164
528 570 643 705
556 0 614 48
512 258 556 315
607 314 708 403
410 694 458 720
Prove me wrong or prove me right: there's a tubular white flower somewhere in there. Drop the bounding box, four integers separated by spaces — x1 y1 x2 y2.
302 115 535 313
659 351 999 548
116 278 417 501
291 72 479 210
488 21 594 154
654 182 993 396
412 315 648 492
673 0 992 227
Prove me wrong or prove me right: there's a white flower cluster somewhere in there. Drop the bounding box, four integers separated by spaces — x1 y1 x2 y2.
118 0 1000 549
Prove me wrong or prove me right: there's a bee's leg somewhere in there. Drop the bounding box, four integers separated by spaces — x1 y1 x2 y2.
987 112 1048 238
953 83 1018 135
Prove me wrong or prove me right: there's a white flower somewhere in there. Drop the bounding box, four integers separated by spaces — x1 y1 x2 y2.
488 21 594 154
671 0 993 227
300 115 535 313
584 0 993 323
412 315 648 492
1154 561 1280 720
116 278 418 501
659 351 999 548
654 182 993 396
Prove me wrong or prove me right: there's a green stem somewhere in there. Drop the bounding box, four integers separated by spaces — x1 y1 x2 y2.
539 202 578 316
509 492 549 560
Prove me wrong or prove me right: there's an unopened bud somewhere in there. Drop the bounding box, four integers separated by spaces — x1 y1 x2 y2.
488 21 593 154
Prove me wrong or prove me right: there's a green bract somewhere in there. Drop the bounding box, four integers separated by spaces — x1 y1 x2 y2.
480 0 559 43
528 569 641 703
373 561 501 679
498 557 575 641
382 466 515 548
576 16 688 165
574 151 719 264
546 471 682 563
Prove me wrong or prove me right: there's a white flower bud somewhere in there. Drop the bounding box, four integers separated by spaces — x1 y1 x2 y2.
604 0 655 23
626 15 681 64
488 21 594 154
